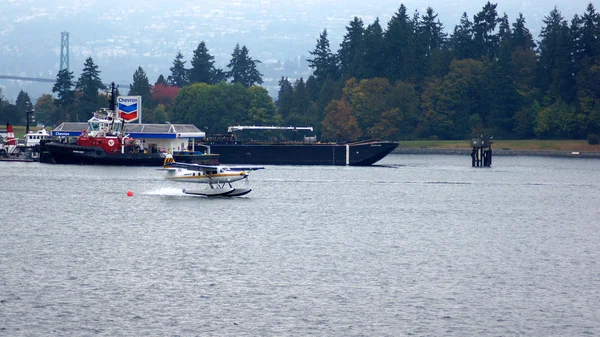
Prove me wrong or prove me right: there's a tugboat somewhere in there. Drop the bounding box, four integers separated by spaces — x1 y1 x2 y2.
0 124 52 162
40 83 167 166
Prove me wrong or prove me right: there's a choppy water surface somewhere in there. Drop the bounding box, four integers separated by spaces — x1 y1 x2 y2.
1 154 599 336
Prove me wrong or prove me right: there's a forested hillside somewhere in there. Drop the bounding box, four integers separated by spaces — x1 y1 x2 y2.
1 2 598 142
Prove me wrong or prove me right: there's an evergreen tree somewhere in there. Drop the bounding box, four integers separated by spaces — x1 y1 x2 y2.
189 41 218 84
338 17 365 79
211 68 228 84
168 51 189 87
75 57 105 116
511 13 536 51
226 44 263 87
450 12 476 60
14 90 31 125
52 69 75 108
419 7 448 78
129 66 152 107
276 77 294 121
420 7 446 57
307 29 339 82
472 1 500 60
305 75 321 103
155 74 168 86
538 7 575 102
286 78 313 126
362 18 387 78
384 4 416 82
580 4 600 59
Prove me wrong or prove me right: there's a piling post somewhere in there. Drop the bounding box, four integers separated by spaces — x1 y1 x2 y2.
471 135 493 167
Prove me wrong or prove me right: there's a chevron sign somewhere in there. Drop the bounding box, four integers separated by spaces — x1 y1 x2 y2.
117 96 142 122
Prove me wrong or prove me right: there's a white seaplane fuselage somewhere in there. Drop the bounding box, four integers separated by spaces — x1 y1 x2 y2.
160 156 264 196
165 165 249 184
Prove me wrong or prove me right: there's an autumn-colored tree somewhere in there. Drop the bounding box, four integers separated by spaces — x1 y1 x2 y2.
321 99 362 141
344 77 402 138
151 83 180 107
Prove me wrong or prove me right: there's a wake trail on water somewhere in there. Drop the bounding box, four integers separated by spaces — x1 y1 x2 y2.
143 187 186 196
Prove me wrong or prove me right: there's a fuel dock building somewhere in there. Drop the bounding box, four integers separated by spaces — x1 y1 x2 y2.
51 122 208 156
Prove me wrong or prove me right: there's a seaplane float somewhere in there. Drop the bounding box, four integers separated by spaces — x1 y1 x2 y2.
159 155 265 197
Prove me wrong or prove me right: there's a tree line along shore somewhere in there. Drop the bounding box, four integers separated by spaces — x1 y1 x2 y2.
1 2 599 144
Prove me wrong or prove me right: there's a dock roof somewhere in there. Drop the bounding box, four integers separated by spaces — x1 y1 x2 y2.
51 122 205 139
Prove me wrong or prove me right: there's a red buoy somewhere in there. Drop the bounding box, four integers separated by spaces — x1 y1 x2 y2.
127 191 133 197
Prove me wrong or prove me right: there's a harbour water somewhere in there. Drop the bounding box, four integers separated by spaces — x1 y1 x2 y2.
1 154 599 336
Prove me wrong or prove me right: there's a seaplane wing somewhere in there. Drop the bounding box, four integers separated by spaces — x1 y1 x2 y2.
164 162 265 172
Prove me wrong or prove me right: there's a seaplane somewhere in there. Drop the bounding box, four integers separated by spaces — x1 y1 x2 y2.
159 155 265 197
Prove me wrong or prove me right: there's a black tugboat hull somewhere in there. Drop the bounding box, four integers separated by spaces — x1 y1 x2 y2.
203 141 399 166
40 142 165 166
40 141 219 166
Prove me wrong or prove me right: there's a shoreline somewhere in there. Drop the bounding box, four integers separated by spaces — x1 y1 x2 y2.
393 147 600 158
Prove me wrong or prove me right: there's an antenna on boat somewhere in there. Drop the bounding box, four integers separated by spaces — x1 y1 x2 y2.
109 82 117 111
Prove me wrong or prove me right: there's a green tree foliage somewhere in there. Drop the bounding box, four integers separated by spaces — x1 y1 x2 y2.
172 82 274 134
189 41 220 84
343 77 401 139
575 57 600 135
362 18 387 79
338 17 365 80
0 88 19 125
420 59 488 139
535 99 578 138
307 29 339 83
227 44 263 87
384 4 417 82
34 94 56 126
537 8 575 103
168 51 189 87
389 81 421 139
129 66 152 104
52 68 75 122
472 2 500 60
580 4 600 59
155 74 168 86
286 77 313 126
75 57 105 117
276 77 293 122
143 104 170 124
247 86 281 126
14 90 31 125
450 13 476 60
419 7 450 78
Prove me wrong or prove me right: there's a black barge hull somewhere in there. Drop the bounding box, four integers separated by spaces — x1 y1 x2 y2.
202 140 399 166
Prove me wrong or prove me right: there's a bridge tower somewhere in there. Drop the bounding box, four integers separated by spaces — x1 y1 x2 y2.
59 32 70 71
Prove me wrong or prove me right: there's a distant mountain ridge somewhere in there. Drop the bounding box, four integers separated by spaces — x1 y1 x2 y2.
0 0 591 102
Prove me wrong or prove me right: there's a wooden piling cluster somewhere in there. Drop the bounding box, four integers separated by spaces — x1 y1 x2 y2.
471 135 493 167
